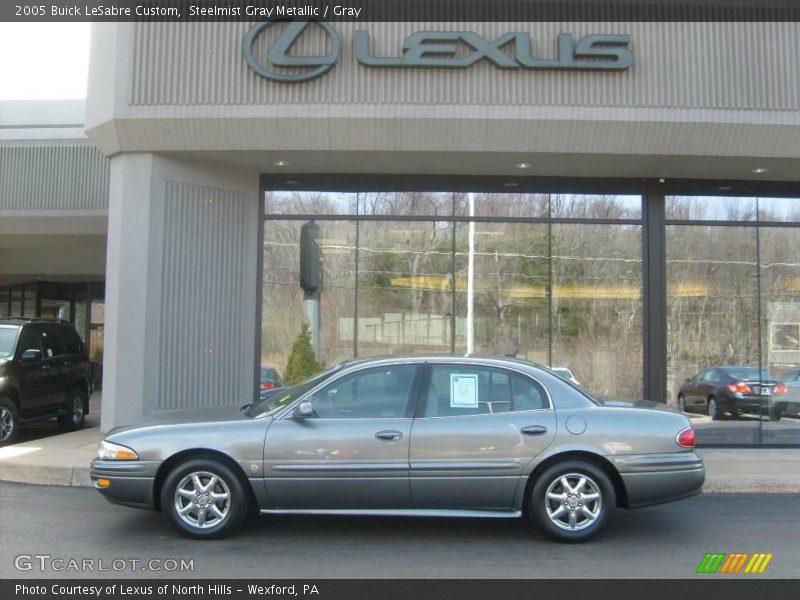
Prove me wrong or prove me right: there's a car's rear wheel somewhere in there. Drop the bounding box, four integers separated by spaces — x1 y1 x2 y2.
677 395 686 413
58 388 86 432
161 458 249 539
529 460 615 543
0 397 20 446
708 396 722 420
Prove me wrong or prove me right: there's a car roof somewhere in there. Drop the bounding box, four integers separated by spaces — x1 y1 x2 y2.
333 354 547 372
0 317 71 326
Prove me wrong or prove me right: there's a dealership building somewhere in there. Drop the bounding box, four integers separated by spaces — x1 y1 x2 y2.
1 17 799 445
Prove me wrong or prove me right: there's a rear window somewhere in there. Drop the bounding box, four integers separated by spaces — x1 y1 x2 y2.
0 327 18 358
722 367 775 381
59 325 85 355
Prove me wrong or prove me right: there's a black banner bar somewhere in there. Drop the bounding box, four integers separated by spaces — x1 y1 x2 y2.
3 0 800 22
4 580 800 600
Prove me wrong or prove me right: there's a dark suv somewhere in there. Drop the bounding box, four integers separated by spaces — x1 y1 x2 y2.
0 318 92 445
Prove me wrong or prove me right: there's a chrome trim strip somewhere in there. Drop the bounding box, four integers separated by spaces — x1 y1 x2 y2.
260 508 522 518
270 463 408 472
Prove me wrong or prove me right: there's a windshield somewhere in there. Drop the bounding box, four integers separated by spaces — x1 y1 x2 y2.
0 327 18 358
246 365 343 417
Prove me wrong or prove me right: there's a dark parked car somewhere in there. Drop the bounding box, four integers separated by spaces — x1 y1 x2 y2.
0 318 92 445
259 366 282 399
677 365 787 421
92 356 704 543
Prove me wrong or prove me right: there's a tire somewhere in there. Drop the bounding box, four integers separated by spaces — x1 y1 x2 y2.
58 388 87 432
768 407 783 422
0 396 21 446
529 460 616 543
677 395 686 413
160 458 249 539
708 397 722 421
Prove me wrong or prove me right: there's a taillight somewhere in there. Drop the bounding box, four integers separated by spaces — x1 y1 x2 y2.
774 384 788 395
677 426 696 448
260 382 274 390
727 382 751 394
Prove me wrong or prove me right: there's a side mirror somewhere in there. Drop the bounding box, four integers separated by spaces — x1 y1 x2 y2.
21 349 42 363
293 401 314 419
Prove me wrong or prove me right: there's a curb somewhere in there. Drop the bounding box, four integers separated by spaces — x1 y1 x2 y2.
0 463 92 487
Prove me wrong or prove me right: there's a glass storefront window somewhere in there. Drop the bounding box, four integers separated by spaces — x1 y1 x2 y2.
551 223 643 398
261 190 645 403
665 194 800 445
22 284 37 317
666 195 757 221
9 286 22 316
453 222 550 361
759 227 800 442
550 194 641 220
454 193 549 218
357 221 453 356
261 220 356 376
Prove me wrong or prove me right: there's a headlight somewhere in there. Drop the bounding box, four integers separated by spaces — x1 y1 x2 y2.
97 440 139 460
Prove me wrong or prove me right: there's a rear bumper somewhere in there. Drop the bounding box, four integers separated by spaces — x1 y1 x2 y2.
611 452 705 509
90 459 160 510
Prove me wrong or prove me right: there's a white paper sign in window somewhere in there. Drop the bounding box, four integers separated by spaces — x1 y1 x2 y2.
450 373 478 407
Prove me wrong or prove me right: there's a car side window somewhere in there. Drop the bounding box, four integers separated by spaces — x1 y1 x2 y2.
40 325 66 358
511 373 548 411
423 365 540 417
309 365 417 419
16 327 42 356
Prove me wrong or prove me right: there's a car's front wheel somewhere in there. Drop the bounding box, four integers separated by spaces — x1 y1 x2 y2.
529 460 615 543
161 458 249 539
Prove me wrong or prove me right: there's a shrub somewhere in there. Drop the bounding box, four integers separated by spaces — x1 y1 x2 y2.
283 324 323 384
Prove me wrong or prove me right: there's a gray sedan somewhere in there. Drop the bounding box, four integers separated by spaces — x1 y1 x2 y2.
91 356 704 543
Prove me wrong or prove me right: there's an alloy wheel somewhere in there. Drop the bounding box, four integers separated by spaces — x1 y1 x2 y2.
71 396 84 425
544 473 603 531
173 471 232 529
0 408 14 442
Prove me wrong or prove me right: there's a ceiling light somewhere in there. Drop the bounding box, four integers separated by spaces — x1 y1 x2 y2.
273 160 290 167
513 162 532 169
752 167 768 174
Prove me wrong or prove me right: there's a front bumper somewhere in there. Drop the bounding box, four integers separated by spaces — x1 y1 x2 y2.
611 451 705 509
90 458 160 510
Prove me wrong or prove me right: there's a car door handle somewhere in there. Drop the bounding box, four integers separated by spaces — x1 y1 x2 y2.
41 364 51 370
521 425 548 436
375 430 403 441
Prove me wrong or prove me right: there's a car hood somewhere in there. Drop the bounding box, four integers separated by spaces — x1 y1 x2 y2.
106 404 252 437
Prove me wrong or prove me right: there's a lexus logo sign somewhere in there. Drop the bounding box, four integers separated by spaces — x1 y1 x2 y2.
244 21 634 83
243 21 342 82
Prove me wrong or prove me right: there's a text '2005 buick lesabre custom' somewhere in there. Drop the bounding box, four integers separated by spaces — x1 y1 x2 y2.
91 356 704 543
